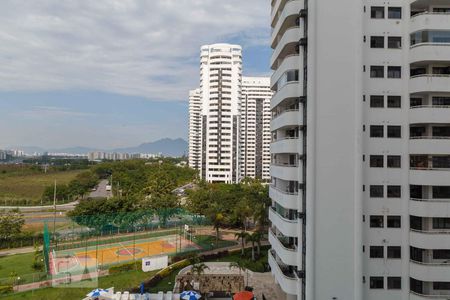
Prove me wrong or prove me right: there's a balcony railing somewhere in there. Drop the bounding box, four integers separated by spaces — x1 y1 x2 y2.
410 290 450 299
411 74 450 79
411 259 450 266
270 227 297 250
272 108 300 120
269 249 297 279
272 162 298 167
411 198 450 203
270 184 299 195
410 167 450 171
411 11 450 18
269 206 298 223
410 136 450 140
411 228 450 234
410 105 450 109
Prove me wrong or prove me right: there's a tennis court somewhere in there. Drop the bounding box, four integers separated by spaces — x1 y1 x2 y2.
49 234 200 275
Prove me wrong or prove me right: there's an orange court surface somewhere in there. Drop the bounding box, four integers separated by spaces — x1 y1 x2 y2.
49 234 199 275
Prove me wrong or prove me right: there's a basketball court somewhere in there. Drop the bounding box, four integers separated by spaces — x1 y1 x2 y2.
49 234 200 275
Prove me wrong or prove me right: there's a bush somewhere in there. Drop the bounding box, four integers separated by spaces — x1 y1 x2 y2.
108 261 139 274
0 285 13 295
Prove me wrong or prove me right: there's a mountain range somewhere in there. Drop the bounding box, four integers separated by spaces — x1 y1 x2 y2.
10 138 188 157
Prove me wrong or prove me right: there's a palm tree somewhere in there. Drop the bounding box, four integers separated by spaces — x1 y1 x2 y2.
229 261 248 289
234 231 249 256
252 231 263 256
245 232 260 261
191 263 209 280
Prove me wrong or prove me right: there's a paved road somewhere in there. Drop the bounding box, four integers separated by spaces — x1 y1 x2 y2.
0 201 78 212
89 179 112 198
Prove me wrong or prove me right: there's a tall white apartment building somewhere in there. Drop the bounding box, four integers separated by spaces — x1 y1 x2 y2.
269 1 450 300
240 77 273 181
188 88 202 170
198 43 242 183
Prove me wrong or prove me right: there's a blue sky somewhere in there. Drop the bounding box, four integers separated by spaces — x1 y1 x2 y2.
0 0 271 149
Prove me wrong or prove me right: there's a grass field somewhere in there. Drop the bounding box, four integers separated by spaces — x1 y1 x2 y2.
3 269 156 300
0 253 36 280
0 170 83 205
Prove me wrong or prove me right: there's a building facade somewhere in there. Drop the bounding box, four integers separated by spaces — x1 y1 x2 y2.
240 77 272 181
269 1 450 300
188 88 202 170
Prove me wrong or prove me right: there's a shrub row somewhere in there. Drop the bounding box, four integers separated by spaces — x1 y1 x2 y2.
0 286 13 295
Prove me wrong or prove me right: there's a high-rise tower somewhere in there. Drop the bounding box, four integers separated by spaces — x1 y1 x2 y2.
269 0 450 299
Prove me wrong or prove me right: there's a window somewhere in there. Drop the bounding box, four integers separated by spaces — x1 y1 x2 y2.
433 218 450 229
370 185 384 198
387 216 401 228
370 155 384 168
410 97 423 107
370 95 384 108
370 66 384 78
371 36 384 48
387 246 401 258
433 282 450 290
371 7 385 19
388 96 401 108
388 7 402 19
387 156 401 168
388 66 402 78
433 250 450 260
388 37 402 49
370 215 384 228
370 246 384 258
387 126 401 138
370 277 384 289
387 277 402 289
387 185 401 198
370 125 384 137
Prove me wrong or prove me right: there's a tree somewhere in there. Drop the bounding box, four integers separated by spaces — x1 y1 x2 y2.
0 209 24 240
191 263 209 279
252 231 263 256
235 231 249 256
229 261 248 289
245 232 260 261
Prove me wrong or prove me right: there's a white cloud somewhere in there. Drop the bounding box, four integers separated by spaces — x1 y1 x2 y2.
14 106 96 119
0 0 270 101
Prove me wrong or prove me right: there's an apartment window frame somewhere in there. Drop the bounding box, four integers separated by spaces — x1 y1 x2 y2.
387 185 402 198
370 36 385 48
370 215 384 228
387 246 401 259
370 277 384 289
387 155 401 168
387 277 402 290
370 95 384 108
370 125 384 138
370 185 384 198
370 155 384 168
388 7 402 19
370 246 384 258
387 96 402 108
387 66 402 79
370 66 384 78
387 126 401 138
371 6 385 19
388 36 402 49
387 216 402 228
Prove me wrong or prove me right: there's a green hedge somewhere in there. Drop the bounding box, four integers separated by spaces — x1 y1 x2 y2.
109 261 140 274
0 285 13 295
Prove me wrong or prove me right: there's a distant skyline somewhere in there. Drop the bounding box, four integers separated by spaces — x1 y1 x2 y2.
0 0 271 149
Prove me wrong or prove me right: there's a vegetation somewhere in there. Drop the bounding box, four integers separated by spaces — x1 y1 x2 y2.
0 209 24 240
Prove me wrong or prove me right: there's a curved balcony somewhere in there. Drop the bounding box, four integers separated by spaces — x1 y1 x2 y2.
410 137 450 155
271 110 303 131
410 13 450 33
269 185 301 211
410 291 450 300
271 0 302 48
271 137 303 155
269 229 298 266
410 168 450 186
270 27 302 68
410 106 450 124
410 75 450 94
410 260 450 282
410 198 450 218
268 250 299 295
271 82 303 110
410 43 450 64
410 229 450 249
271 164 301 182
271 55 302 89
269 207 298 237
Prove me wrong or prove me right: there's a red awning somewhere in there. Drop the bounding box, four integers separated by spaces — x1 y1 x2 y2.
233 291 254 300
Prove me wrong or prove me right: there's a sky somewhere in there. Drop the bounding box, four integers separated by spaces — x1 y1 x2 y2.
0 0 271 149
